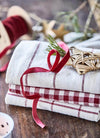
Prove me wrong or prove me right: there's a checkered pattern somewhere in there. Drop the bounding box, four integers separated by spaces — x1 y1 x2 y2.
6 92 100 122
9 84 100 107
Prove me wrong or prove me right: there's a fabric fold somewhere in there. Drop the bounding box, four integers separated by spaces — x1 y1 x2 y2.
5 90 100 122
6 40 100 94
8 84 100 107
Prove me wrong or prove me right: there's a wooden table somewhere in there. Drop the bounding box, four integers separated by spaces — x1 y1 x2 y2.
0 0 100 137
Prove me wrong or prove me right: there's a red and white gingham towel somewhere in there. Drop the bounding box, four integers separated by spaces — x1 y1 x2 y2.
5 89 100 122
8 84 100 107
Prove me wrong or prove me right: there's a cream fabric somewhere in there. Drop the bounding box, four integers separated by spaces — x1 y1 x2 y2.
6 40 100 94
5 91 100 122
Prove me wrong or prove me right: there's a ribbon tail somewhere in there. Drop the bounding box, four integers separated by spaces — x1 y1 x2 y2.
0 62 9 72
0 42 15 72
32 98 45 128
0 42 15 59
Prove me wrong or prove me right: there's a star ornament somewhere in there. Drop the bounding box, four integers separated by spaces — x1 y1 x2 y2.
52 24 69 41
41 20 56 37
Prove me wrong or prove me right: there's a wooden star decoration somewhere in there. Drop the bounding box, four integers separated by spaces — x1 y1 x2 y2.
41 20 56 37
52 24 69 41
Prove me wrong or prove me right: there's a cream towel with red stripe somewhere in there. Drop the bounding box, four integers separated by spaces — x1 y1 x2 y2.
5 90 100 122
6 40 100 94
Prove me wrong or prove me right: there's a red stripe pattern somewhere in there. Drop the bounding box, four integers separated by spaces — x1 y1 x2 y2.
6 93 99 122
9 84 100 107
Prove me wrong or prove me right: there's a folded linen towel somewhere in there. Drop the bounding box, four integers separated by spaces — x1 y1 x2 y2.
5 90 100 122
7 84 100 107
6 40 100 94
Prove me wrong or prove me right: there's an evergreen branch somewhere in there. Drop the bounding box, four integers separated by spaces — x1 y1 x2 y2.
47 35 66 57
56 1 87 33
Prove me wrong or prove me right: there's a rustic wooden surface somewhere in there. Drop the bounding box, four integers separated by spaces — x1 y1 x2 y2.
0 0 100 138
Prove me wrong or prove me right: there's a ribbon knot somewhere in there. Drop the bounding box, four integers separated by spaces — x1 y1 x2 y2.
20 42 70 128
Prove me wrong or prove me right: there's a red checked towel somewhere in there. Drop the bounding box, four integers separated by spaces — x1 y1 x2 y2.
5 40 100 127
6 89 100 122
7 84 100 107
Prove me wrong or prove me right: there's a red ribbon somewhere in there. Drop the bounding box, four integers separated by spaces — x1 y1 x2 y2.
2 16 28 43
20 42 70 128
0 42 15 72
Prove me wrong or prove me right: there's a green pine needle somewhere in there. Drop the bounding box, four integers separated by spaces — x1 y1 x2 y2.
46 35 66 57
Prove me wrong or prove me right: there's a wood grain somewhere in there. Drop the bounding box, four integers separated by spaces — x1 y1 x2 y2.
0 0 100 138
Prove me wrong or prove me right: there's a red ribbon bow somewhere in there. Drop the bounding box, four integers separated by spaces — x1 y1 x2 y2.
20 42 70 128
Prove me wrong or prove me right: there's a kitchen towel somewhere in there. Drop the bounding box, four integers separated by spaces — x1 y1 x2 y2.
6 40 100 94
6 84 100 107
5 89 100 122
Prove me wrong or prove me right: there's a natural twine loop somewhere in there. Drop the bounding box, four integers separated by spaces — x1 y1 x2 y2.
67 47 100 75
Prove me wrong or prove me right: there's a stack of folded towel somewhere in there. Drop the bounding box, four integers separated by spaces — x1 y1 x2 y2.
5 35 100 125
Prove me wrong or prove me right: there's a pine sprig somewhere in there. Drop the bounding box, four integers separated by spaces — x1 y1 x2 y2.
47 35 66 57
